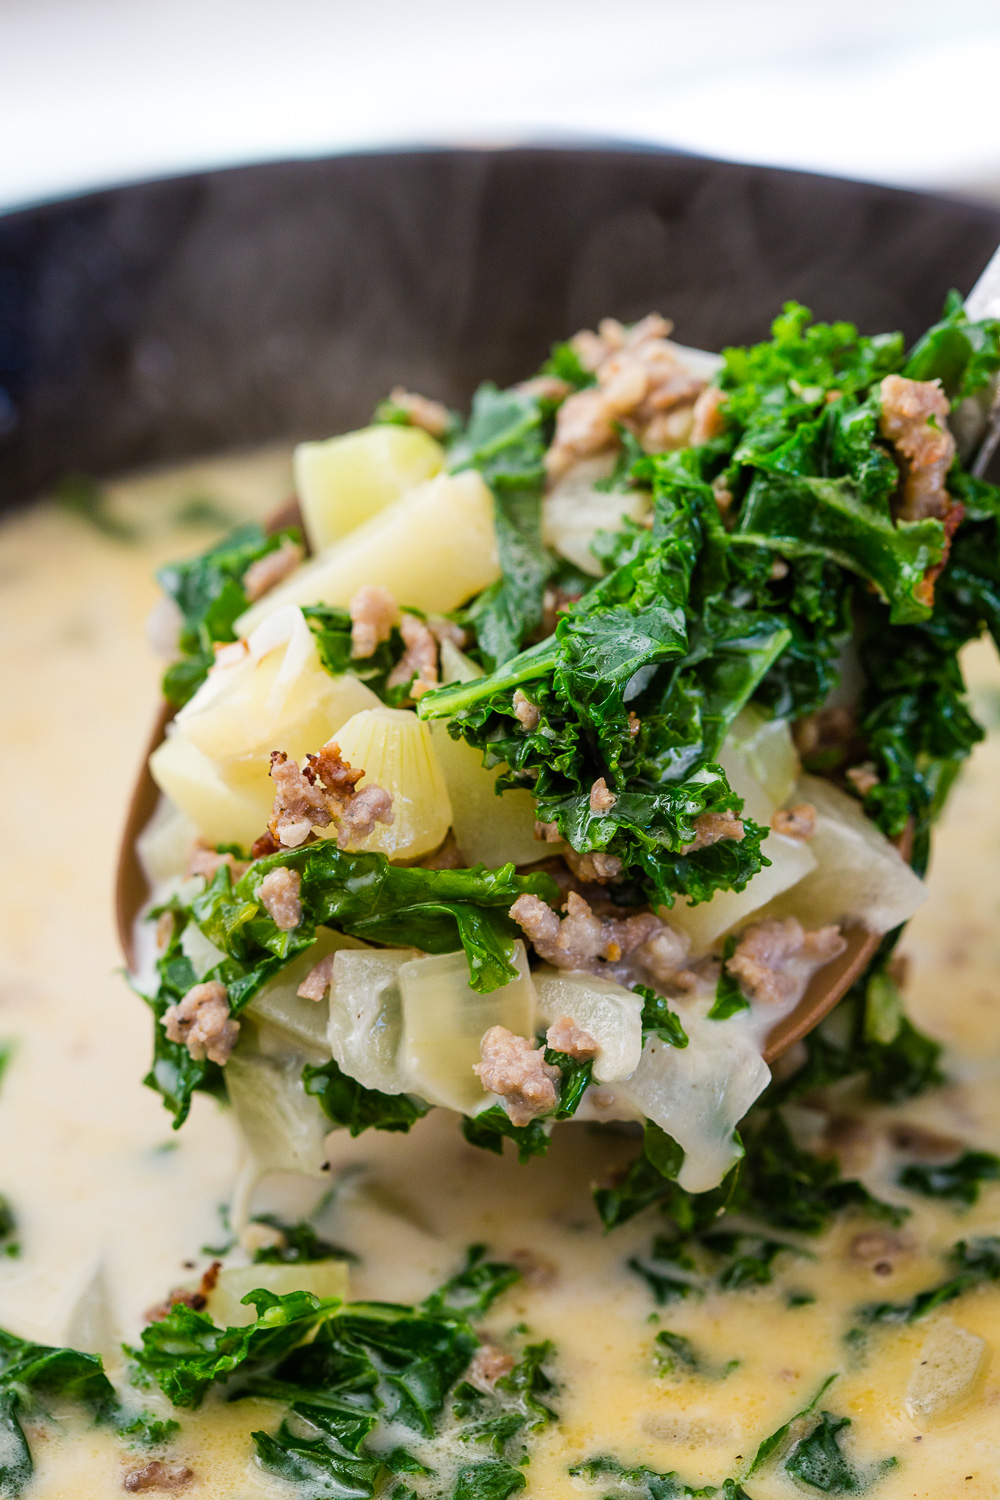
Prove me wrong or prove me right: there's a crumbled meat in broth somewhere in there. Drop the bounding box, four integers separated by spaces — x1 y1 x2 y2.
349 584 400 659
771 802 817 840
297 950 337 1001
336 783 394 848
545 1015 599 1060
512 689 541 732
474 1026 560 1126
122 1461 194 1492
563 847 623 883
846 763 880 797
681 809 745 853
187 841 248 881
241 537 304 602
879 374 956 522
268 749 332 847
589 777 617 813
162 982 239 1065
257 866 302 930
726 918 847 1007
386 612 438 697
387 385 451 438
510 891 657 970
144 1261 221 1323
467 1344 516 1391
546 315 705 479
690 384 728 444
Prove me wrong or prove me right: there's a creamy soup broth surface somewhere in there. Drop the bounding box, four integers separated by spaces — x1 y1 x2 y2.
1 452 1000 1498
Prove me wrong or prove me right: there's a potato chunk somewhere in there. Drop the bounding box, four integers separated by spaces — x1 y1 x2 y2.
905 1318 990 1427
399 944 536 1114
331 707 452 861
237 470 500 634
295 423 444 551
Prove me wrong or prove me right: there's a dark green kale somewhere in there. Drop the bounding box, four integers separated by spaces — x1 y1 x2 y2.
707 936 747 1020
452 1340 556 1462
127 1287 342 1409
902 289 1000 401
654 1329 738 1379
448 383 555 668
157 522 302 707
747 1379 897 1493
857 1235 1000 1326
0 1197 18 1259
601 1105 901 1236
420 483 780 910
144 851 558 1124
897 1149 1000 1207
302 603 414 704
116 1412 181 1448
635 986 690 1047
451 1460 527 1500
0 1327 116 1497
570 1455 755 1498
304 1058 430 1137
423 1245 522 1322
784 1413 896 1494
248 1214 357 1265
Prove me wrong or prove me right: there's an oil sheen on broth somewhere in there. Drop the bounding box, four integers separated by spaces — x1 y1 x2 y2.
0 452 999 1499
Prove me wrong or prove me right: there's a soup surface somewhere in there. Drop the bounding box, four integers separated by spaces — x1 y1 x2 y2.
2 453 1000 1498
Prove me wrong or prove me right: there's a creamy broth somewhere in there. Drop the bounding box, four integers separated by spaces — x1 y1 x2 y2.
2 453 1000 1498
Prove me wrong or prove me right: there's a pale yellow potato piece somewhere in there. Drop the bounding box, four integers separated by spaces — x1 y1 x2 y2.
429 722 556 867
331 707 452 861
327 947 419 1094
757 774 927 935
236 470 500 634
225 1044 331 1178
542 455 651 576
157 618 379 847
718 705 799 823
149 733 267 849
533 968 643 1082
178 627 379 764
206 1260 349 1329
668 832 817 955
905 1317 990 1427
399 943 536 1114
247 927 368 1054
295 424 444 551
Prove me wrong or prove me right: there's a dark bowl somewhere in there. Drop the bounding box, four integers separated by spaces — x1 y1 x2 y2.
2 146 1000 508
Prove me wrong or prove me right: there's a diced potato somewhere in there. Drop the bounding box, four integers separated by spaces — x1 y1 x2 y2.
718 706 799 822
617 1010 770 1193
331 707 452 860
429 723 558 867
179 617 379 766
157 607 380 848
149 733 267 849
136 799 200 886
247 928 368 1054
543 456 651 576
399 943 536 1114
328 947 419 1094
225 1043 330 1177
904 1318 989 1427
668 833 817 955
295 424 444 552
533 968 643 1082
439 637 484 685
207 1260 349 1329
236 470 500 634
180 922 226 980
755 775 927 935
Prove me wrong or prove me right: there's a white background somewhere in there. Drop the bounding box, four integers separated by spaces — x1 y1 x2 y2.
2 0 1000 212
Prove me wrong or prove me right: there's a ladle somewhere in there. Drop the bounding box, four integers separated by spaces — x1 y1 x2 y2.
118 230 1000 1065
